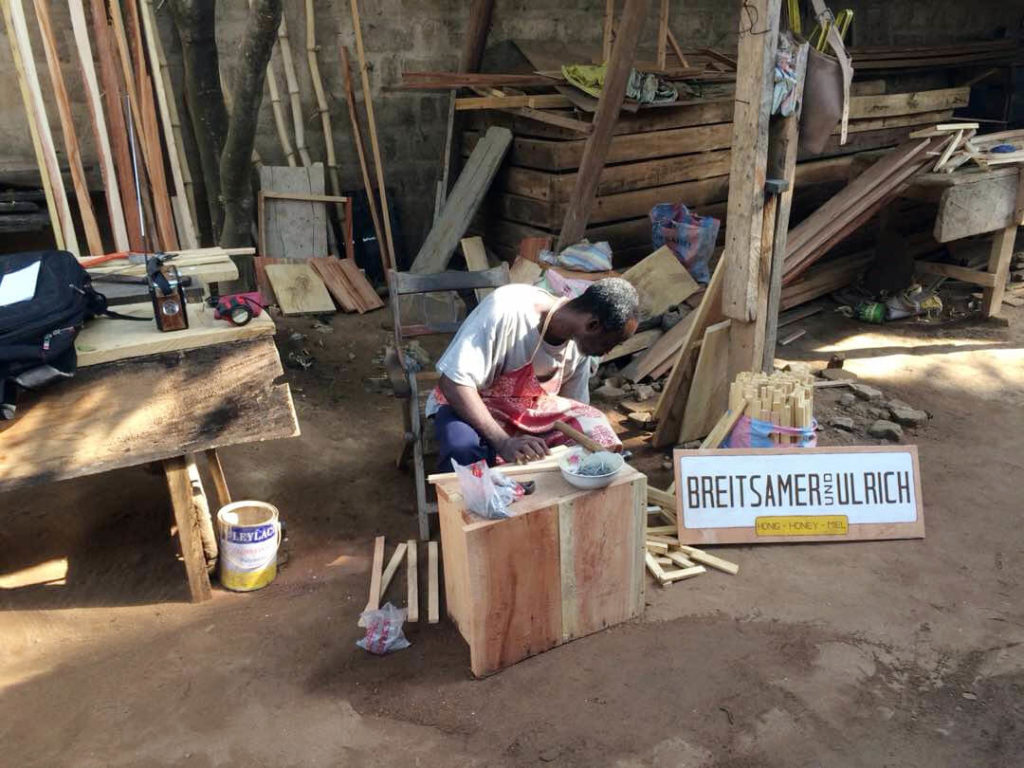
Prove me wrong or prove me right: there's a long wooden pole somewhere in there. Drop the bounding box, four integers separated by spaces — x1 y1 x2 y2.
1 0 71 251
140 0 197 248
267 50 297 165
340 44 385 268
89 0 143 251
108 0 178 250
33 0 104 255
277 13 312 166
556 0 650 250
305 0 345 227
68 0 129 252
146 0 200 239
350 0 397 271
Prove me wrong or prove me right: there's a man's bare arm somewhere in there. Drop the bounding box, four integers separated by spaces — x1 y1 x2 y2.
439 376 549 462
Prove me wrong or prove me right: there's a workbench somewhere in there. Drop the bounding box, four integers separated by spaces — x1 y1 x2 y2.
433 465 646 677
905 165 1024 316
0 301 298 602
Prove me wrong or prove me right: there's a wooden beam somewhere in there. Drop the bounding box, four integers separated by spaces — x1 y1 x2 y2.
915 260 998 288
981 226 1016 316
33 0 105 255
164 455 213 603
349 0 398 270
2 0 73 252
365 535 385 612
89 0 143 251
140 0 197 248
204 448 232 510
68 0 129 252
460 0 495 73
556 0 651 250
406 540 419 622
379 542 408 599
427 540 439 623
720 0 781 322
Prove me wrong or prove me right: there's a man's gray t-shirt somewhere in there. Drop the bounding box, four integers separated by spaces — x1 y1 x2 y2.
425 284 593 416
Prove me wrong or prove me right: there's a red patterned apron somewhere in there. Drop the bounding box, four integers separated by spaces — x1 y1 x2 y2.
433 299 620 451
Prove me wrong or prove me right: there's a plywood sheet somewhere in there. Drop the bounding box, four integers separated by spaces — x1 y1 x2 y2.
75 301 275 366
621 245 700 319
259 165 328 258
265 263 336 315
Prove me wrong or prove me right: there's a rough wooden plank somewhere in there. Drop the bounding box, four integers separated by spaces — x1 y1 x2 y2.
680 319 732 442
720 0 780 322
406 540 419 622
460 236 495 301
621 245 700 320
265 263 336 315
309 257 361 312
3 0 75 252
204 448 232 510
622 306 696 382
427 540 440 624
933 172 1019 242
411 126 513 273
163 455 213 602
915 260 998 288
337 259 385 310
556 0 651 249
601 328 663 363
75 301 275 366
259 166 329 258
847 87 970 119
365 536 385 612
982 225 1017 316
0 339 298 492
379 542 408 599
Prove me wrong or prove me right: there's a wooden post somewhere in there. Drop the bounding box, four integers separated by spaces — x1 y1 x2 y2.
89 0 143 252
340 44 386 271
2 0 73 252
721 0 781 324
350 0 398 270
761 47 807 371
68 0 129 252
556 0 650 250
984 166 1024 316
163 455 213 603
33 0 105 256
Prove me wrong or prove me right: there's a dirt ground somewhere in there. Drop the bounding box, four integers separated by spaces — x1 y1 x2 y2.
2 300 1023 768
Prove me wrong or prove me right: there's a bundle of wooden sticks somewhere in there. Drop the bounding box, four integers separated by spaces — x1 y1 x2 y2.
728 371 814 444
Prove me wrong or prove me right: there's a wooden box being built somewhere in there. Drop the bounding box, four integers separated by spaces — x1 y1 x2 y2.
464 86 969 265
433 465 647 677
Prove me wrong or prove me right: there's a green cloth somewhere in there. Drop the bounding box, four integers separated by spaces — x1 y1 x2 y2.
561 63 678 104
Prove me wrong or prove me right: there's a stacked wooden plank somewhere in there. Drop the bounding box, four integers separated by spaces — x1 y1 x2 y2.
466 87 969 263
850 39 1019 71
2 0 198 256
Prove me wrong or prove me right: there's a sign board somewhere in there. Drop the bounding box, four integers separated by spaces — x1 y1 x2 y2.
673 446 924 545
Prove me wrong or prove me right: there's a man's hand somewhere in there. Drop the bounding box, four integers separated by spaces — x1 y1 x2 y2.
498 435 550 464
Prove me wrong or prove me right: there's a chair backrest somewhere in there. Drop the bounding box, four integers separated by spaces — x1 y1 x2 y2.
388 264 510 296
388 264 512 358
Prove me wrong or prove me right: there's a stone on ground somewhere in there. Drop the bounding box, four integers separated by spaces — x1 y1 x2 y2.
868 419 903 441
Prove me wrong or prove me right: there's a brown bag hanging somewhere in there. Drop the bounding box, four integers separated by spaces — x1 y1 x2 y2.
798 0 854 155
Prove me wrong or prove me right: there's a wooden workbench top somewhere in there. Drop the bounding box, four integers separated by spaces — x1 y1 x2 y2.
76 301 275 367
435 463 645 529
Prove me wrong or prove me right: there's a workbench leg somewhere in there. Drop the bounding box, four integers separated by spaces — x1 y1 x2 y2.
982 224 1016 317
164 456 214 603
204 448 232 510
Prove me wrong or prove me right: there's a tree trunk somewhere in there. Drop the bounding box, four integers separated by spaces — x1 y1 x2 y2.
170 0 229 238
220 0 281 249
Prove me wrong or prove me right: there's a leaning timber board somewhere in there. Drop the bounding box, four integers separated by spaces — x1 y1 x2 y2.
932 170 1021 242
259 165 329 259
434 466 646 677
0 338 298 492
265 263 336 314
620 245 700 319
75 300 275 366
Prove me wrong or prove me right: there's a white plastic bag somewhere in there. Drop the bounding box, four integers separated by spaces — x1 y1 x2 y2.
356 602 410 655
452 459 521 519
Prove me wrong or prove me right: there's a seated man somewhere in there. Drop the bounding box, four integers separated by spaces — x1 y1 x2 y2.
427 278 640 471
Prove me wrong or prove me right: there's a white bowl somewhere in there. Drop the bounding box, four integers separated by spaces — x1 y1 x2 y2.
558 447 625 490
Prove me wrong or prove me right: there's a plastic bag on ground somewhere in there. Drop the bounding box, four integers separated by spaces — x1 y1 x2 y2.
650 203 720 284
357 602 411 655
725 415 817 449
452 459 525 519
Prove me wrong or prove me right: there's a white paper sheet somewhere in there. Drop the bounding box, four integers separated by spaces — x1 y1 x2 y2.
0 259 42 307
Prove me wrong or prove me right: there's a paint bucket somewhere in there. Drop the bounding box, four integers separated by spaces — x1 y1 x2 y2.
217 501 281 592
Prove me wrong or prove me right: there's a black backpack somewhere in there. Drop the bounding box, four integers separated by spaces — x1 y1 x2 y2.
0 250 123 419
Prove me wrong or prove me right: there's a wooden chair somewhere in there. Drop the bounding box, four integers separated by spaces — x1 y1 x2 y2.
386 264 511 539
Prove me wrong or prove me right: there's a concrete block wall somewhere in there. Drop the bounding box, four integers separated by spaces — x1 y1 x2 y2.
0 0 1020 260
